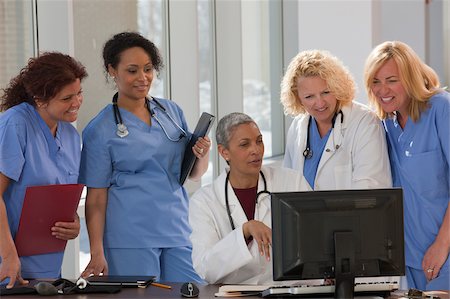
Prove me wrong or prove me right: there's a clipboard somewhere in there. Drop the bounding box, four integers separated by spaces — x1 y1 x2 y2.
14 183 84 257
179 112 215 185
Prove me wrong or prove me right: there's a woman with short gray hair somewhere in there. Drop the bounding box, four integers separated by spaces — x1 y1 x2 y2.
189 112 302 284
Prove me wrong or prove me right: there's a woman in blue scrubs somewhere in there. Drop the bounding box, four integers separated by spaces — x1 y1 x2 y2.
0 52 87 288
365 41 450 291
79 32 209 283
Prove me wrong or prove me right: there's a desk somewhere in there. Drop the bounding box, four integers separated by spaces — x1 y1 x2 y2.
5 283 449 299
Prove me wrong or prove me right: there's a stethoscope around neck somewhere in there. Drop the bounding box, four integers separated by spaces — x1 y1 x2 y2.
112 92 187 140
224 170 270 231
303 110 344 159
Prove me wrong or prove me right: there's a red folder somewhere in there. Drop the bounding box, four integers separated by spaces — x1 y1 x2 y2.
14 183 84 257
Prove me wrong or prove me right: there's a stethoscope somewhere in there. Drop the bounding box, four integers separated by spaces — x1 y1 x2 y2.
224 170 270 231
112 93 187 140
303 110 344 159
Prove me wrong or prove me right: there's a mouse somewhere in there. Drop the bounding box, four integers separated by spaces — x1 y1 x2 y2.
34 281 58 296
180 282 199 298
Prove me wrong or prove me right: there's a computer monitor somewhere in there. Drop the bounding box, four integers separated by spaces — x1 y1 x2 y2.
271 188 405 298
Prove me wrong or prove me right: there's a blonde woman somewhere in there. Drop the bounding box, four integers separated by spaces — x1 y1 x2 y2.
281 50 391 191
364 41 449 291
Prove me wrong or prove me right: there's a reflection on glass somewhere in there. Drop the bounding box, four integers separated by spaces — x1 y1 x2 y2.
73 0 165 132
241 0 283 158
138 0 164 98
0 0 35 90
198 0 214 186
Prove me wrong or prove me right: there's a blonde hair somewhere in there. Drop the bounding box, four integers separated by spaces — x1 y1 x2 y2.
280 50 356 116
364 41 442 121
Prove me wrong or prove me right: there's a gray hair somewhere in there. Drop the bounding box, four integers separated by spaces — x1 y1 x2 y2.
216 112 256 148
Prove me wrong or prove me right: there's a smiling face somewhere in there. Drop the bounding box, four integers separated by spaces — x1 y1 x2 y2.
108 46 154 102
219 122 264 180
36 79 83 129
296 75 337 132
371 58 411 117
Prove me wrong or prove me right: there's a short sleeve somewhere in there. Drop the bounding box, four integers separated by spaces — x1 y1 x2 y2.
0 121 26 181
78 126 112 188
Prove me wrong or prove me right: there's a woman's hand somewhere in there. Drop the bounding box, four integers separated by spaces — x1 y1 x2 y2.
422 239 450 281
81 254 108 278
0 251 28 288
52 213 80 240
242 220 272 261
189 137 211 181
192 136 211 160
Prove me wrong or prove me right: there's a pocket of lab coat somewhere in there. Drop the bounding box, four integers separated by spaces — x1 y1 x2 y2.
334 164 352 189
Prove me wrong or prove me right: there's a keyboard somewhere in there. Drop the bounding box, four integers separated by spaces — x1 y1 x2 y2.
261 282 398 297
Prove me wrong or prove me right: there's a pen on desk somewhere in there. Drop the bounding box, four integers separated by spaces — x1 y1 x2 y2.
151 282 172 289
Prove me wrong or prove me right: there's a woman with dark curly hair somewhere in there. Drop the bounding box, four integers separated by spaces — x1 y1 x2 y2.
0 52 87 288
281 49 391 191
79 32 208 283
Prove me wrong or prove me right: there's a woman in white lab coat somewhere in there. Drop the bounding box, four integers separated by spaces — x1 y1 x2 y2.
280 50 392 190
189 113 303 284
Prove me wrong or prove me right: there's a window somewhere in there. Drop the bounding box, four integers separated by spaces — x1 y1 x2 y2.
0 0 35 90
197 0 215 185
241 0 284 158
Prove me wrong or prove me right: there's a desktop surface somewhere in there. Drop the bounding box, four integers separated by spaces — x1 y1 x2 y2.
3 282 448 299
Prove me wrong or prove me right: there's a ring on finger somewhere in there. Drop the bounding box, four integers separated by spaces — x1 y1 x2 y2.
426 268 434 273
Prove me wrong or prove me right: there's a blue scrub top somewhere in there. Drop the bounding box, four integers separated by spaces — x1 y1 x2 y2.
0 102 81 279
303 117 331 189
79 98 193 249
384 92 450 270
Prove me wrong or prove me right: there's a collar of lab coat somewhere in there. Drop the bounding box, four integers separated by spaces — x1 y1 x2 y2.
212 166 271 229
295 103 351 171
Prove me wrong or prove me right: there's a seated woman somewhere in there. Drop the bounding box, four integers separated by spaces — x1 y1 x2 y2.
189 112 303 284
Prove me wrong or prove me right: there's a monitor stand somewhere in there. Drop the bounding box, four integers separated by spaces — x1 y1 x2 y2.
334 232 355 299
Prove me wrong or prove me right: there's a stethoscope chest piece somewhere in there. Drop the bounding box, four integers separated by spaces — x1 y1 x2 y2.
303 148 313 159
116 123 129 138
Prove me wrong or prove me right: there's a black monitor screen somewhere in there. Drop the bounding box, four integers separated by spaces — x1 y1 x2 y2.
271 188 405 296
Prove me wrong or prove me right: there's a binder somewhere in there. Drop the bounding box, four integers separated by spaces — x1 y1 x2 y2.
179 112 215 185
14 184 84 257
86 275 155 288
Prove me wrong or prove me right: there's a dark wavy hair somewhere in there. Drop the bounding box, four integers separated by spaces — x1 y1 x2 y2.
102 31 163 79
0 52 88 112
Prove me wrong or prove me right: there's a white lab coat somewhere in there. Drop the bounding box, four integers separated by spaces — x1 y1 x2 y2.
189 166 303 285
283 101 392 190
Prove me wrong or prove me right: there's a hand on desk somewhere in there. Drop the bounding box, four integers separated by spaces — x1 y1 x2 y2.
52 213 80 240
81 254 108 278
0 251 28 288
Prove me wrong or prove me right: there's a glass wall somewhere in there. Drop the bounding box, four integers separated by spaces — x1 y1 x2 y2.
241 0 283 158
197 0 215 185
72 0 166 133
0 0 35 91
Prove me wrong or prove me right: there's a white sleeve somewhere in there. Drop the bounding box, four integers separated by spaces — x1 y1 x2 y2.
189 189 253 284
282 121 297 169
350 113 392 189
